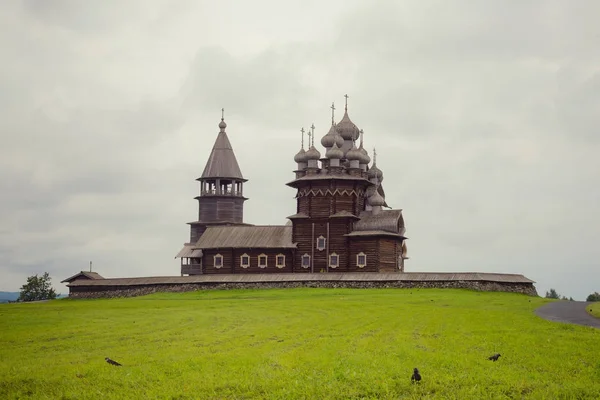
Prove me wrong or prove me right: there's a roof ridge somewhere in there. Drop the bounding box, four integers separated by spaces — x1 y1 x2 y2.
211 224 289 228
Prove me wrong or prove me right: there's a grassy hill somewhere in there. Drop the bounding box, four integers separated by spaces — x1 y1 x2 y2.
1 288 599 399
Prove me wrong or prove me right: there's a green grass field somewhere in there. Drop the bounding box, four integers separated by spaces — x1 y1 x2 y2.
1 288 599 399
589 302 600 318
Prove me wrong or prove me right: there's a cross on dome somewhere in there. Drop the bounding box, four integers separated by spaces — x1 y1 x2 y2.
218 108 227 131
330 102 336 125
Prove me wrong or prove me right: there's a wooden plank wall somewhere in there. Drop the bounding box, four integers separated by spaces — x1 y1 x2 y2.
198 197 245 223
292 221 312 272
328 219 354 272
379 238 400 272
190 224 208 244
202 249 294 274
348 237 379 272
310 196 331 218
298 196 310 215
334 194 354 214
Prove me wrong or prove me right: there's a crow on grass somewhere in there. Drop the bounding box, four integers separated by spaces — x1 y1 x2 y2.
105 357 122 366
411 367 421 383
488 353 501 362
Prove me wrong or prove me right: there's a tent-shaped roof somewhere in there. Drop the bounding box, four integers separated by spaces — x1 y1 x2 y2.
200 126 245 181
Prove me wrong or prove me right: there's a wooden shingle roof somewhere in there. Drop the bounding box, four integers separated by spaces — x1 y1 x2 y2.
66 272 536 287
61 271 105 283
194 225 296 249
354 209 405 235
286 173 371 187
175 244 203 258
200 130 245 181
345 230 404 238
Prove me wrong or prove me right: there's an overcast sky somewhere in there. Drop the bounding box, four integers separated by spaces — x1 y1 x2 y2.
1 0 599 300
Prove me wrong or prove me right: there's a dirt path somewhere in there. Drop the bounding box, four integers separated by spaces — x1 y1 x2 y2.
535 301 600 329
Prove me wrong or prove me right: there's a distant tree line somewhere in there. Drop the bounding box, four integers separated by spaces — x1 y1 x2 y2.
544 288 573 301
586 292 600 302
545 288 600 302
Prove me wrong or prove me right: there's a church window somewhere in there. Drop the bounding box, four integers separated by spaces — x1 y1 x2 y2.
329 253 339 268
214 254 223 269
357 252 367 268
316 235 326 251
258 254 268 268
276 254 286 268
240 254 250 268
301 254 311 268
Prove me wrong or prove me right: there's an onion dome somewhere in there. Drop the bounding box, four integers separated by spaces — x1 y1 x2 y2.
367 164 383 181
346 142 362 161
368 189 385 207
357 143 371 164
326 141 344 159
219 119 227 130
336 110 360 141
357 129 371 164
321 125 344 148
305 145 321 161
294 147 307 163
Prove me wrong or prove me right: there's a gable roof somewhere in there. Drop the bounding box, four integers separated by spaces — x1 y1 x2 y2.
61 271 105 283
200 131 245 181
354 209 405 235
195 225 296 249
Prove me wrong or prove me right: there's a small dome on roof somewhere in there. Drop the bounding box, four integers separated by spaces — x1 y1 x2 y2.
326 141 344 159
321 125 344 148
219 119 227 130
346 143 362 161
294 148 307 163
336 110 360 141
367 164 383 181
358 143 370 164
368 190 385 207
305 145 321 161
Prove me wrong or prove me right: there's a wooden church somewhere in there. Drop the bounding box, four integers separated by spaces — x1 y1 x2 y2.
176 97 408 274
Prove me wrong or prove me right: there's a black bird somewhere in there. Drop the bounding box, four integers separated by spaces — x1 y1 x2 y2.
488 353 501 362
411 367 421 383
105 357 122 366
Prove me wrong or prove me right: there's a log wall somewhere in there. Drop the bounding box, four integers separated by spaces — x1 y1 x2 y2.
348 237 379 272
197 196 246 224
379 238 401 272
68 280 539 299
201 249 294 274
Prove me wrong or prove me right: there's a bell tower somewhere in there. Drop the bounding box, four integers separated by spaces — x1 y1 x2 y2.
189 110 248 243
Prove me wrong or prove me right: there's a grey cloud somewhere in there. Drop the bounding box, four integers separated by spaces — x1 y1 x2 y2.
20 0 162 34
180 46 313 129
332 0 600 143
337 0 600 62
1 0 599 301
